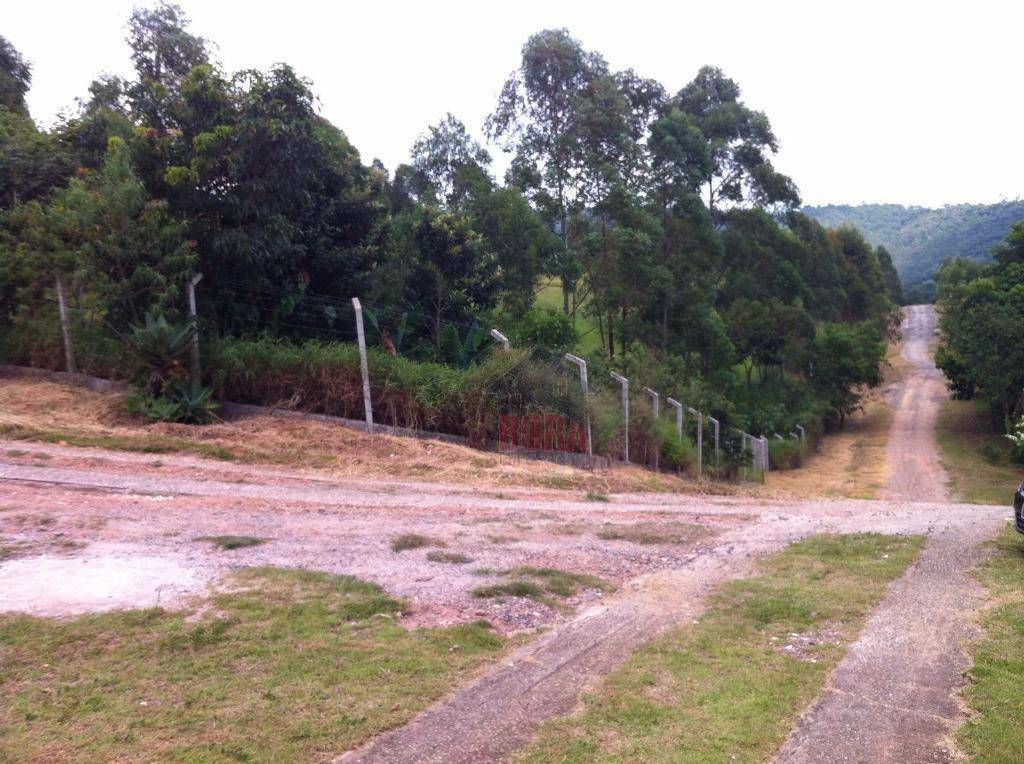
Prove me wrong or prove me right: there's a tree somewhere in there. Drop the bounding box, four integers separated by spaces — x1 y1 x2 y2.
126 1 209 131
672 66 799 217
803 322 885 426
402 207 500 347
0 35 31 115
470 187 559 315
165 65 386 333
487 28 606 312
410 114 492 209
0 137 194 327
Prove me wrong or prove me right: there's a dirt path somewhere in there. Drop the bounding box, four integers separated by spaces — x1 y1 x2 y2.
775 305 999 763
881 304 950 502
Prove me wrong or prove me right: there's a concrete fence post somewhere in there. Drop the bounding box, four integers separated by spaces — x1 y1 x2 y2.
351 297 374 433
707 415 720 475
643 387 659 470
760 436 770 473
187 272 203 382
611 372 629 463
666 397 683 441
489 328 510 351
687 406 703 476
564 353 592 457
55 273 76 375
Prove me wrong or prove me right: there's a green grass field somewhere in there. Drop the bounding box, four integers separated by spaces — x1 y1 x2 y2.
958 523 1024 762
936 399 1024 505
517 533 923 763
0 568 504 761
534 278 604 354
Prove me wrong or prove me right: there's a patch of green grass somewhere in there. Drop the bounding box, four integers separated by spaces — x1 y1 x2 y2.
5 449 29 457
597 521 713 546
586 491 610 502
958 523 1024 761
426 551 473 564
937 399 1024 505
197 535 265 551
391 533 445 553
472 567 614 606
518 533 923 763
0 423 237 462
472 580 550 604
509 567 615 597
0 567 504 761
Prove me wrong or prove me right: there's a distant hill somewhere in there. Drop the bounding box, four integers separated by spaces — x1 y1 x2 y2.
803 201 1024 300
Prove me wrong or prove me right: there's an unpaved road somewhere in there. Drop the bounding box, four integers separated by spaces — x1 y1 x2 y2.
775 304 995 763
0 305 1007 762
881 304 951 502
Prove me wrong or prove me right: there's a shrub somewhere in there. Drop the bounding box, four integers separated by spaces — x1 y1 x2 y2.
768 437 806 471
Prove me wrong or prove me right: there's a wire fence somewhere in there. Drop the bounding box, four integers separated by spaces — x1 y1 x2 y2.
16 272 796 482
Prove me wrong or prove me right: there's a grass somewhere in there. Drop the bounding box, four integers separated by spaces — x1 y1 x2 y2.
196 535 265 551
0 567 504 761
518 532 923 763
596 521 713 546
937 398 1024 504
534 278 603 354
586 491 610 502
391 533 445 552
958 523 1024 761
0 422 237 462
426 551 473 564
473 566 614 606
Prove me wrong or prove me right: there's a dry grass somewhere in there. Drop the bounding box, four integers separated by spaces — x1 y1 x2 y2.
0 377 725 495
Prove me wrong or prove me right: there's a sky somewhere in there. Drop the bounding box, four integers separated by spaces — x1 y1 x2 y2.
6 0 1023 208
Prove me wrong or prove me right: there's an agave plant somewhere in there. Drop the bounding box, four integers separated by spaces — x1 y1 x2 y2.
128 312 195 395
166 378 219 424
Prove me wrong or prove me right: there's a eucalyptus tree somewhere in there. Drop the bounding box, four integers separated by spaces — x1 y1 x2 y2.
487 28 607 312
0 35 31 115
671 66 799 218
410 113 492 209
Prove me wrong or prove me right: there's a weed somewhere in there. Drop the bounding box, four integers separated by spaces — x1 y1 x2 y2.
426 551 473 564
198 535 265 551
472 580 549 603
585 491 610 502
391 533 445 553
510 566 614 597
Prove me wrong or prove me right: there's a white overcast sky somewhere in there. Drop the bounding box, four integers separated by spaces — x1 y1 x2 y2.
6 0 1022 207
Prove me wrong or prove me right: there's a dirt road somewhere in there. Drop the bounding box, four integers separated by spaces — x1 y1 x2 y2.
0 306 1006 762
775 304 997 763
881 304 951 502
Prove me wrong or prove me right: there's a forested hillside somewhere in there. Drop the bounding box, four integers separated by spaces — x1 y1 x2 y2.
805 201 1024 301
0 4 901 471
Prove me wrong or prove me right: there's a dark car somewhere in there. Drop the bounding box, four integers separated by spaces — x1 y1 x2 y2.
1016 480 1024 534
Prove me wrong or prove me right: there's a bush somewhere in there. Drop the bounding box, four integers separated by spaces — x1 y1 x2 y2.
654 417 697 472
768 437 806 471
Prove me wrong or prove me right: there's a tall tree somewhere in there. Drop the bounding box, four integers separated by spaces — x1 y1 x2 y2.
0 35 31 116
672 66 799 217
126 1 209 131
487 28 606 312
410 113 492 209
